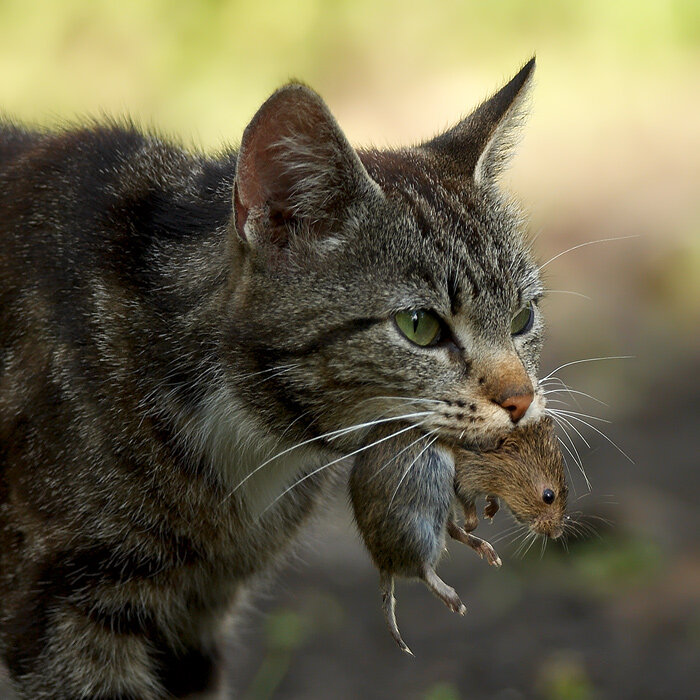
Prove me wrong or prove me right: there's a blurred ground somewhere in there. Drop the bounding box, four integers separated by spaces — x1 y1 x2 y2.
1 2 698 699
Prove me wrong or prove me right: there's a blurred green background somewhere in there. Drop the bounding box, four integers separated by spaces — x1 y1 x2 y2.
1 1 698 698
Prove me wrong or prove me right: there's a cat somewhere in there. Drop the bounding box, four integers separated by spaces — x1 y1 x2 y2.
0 58 544 698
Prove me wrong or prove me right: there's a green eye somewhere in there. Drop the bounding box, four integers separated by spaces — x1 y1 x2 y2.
511 301 534 336
395 310 442 347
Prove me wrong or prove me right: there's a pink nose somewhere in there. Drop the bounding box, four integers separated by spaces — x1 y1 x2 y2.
498 392 533 423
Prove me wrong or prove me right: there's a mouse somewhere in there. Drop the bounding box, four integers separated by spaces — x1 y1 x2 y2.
349 416 568 654
453 415 568 542
349 423 465 655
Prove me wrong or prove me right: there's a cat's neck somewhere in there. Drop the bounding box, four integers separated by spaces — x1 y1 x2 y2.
178 381 335 519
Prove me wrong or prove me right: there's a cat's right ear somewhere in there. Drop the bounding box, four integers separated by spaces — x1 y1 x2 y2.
422 58 535 187
233 84 377 250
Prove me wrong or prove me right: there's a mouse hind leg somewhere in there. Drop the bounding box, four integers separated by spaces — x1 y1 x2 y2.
379 571 413 655
419 564 466 616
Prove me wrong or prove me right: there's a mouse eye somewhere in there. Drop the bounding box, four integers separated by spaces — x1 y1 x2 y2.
542 488 556 505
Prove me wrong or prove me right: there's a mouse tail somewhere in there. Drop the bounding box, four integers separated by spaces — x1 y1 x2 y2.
380 571 413 656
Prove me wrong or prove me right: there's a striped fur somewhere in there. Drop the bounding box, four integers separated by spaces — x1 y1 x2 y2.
0 61 543 697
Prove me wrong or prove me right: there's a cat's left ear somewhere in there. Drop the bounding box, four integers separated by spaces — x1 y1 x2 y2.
423 58 535 186
233 83 378 250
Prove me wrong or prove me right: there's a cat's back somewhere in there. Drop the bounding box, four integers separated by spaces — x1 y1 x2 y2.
0 122 43 170
0 121 235 489
0 121 234 338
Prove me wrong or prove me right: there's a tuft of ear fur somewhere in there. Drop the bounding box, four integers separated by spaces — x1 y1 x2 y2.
233 83 377 249
423 58 535 186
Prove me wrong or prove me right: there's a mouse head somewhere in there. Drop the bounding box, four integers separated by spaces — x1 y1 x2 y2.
457 416 568 538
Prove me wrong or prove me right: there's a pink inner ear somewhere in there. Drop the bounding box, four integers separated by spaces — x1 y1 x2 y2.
235 89 325 215
233 84 370 246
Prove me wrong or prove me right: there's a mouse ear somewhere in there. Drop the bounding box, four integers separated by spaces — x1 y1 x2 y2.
422 58 535 186
233 83 378 250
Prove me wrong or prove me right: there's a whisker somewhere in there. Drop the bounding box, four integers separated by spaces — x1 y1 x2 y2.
261 421 429 516
542 388 608 407
522 533 540 558
225 410 432 498
383 433 440 521
545 289 592 300
549 407 610 424
556 435 588 491
557 447 577 497
540 235 639 270
547 409 591 448
515 531 537 558
553 412 634 464
368 429 438 482
354 395 445 407
540 355 634 383
492 524 526 544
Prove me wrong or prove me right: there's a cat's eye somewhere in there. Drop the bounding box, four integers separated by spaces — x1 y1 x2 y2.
395 310 442 347
510 301 534 336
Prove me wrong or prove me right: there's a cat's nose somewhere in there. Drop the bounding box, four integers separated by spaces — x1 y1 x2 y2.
498 392 533 423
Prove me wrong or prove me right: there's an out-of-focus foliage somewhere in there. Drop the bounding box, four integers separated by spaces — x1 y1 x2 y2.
1 0 698 144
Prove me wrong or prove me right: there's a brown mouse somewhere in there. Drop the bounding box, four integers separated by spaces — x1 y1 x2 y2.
350 416 567 654
453 415 568 541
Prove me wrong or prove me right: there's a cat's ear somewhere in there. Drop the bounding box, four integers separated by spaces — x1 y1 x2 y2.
233 83 376 248
423 58 535 186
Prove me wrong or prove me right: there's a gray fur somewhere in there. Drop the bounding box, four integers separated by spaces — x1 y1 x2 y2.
1 60 542 696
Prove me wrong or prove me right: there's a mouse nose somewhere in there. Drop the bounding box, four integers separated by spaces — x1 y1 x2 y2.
498 392 533 423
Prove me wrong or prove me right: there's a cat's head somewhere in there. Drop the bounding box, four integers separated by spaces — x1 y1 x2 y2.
225 59 544 452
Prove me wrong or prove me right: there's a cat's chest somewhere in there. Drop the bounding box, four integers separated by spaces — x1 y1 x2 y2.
196 385 336 523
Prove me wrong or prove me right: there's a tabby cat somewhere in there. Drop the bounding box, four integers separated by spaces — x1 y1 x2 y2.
0 59 544 698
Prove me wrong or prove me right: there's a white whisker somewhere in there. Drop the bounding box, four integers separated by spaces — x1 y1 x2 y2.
545 289 592 300
551 412 634 464
225 410 432 499
540 235 639 270
549 407 610 424
541 355 634 383
261 421 429 516
547 409 591 448
384 433 440 521
368 429 438 482
542 388 608 407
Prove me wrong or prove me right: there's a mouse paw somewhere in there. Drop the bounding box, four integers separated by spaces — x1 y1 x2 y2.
470 535 502 567
484 495 499 521
448 520 501 567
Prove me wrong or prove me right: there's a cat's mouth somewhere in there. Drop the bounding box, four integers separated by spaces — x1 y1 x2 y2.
452 431 506 452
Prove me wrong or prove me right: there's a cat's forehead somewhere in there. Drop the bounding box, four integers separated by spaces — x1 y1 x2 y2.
358 149 541 316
